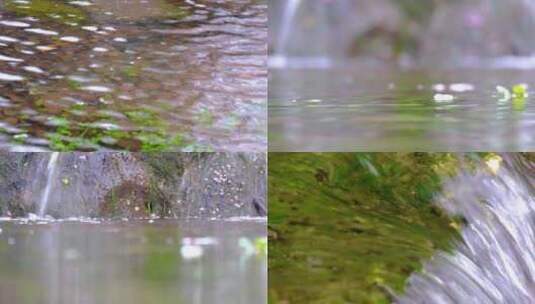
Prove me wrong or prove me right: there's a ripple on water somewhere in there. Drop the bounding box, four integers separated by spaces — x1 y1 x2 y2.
0 0 267 151
24 28 59 35
0 20 30 27
0 72 24 81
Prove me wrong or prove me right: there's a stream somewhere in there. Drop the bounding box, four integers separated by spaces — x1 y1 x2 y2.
0 0 267 151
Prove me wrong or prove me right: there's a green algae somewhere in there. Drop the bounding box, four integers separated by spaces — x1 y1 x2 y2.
268 153 466 304
5 0 87 25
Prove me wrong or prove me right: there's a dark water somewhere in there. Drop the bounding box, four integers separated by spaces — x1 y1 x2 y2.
269 67 535 151
0 217 267 304
0 0 266 151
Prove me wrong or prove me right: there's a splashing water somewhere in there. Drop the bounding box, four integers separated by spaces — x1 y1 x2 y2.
38 152 60 217
399 155 535 303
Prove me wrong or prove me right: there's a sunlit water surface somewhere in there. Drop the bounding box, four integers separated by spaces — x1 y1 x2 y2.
0 0 266 151
269 67 535 151
0 217 267 304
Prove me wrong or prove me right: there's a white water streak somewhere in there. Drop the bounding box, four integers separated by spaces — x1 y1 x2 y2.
38 153 60 217
399 156 535 304
275 0 301 55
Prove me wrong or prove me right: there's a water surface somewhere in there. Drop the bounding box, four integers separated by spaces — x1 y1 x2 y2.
0 217 267 304
0 0 267 151
269 66 535 151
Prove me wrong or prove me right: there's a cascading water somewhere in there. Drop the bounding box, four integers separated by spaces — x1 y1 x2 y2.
399 155 535 303
275 0 301 56
38 152 60 217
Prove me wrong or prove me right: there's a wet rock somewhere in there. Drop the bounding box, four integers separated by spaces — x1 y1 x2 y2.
0 152 266 218
145 152 267 218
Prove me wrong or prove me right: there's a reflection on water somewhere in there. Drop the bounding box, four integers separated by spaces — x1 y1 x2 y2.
0 0 267 151
269 67 535 151
0 218 267 304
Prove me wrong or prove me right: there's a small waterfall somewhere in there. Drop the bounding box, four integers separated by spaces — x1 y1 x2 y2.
38 152 60 217
399 155 535 303
275 0 301 56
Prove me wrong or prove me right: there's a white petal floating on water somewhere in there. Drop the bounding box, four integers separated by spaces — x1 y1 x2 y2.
450 83 475 92
180 245 203 259
92 47 108 52
81 85 112 93
0 54 24 62
113 37 127 42
24 28 59 36
0 20 30 28
433 93 455 102
104 26 117 31
0 36 19 43
23 66 45 74
496 85 512 102
0 72 24 81
60 36 80 43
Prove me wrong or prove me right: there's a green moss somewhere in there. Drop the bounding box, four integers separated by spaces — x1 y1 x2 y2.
5 0 87 25
268 153 464 303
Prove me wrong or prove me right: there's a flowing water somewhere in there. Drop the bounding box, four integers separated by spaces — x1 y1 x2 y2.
0 0 267 151
269 67 535 151
399 155 535 303
38 151 59 216
273 0 299 57
0 217 267 304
